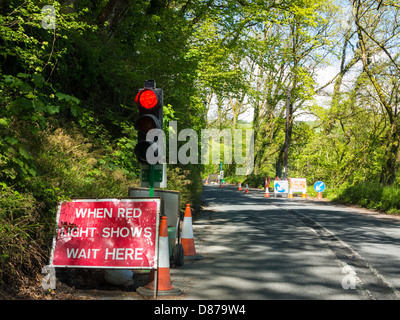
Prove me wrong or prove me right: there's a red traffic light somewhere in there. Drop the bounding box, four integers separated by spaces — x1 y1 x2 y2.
134 83 163 164
135 89 158 109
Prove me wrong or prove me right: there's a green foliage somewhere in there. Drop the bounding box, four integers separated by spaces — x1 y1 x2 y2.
0 185 48 289
333 182 400 215
242 173 268 189
224 176 245 185
167 165 203 214
33 127 135 199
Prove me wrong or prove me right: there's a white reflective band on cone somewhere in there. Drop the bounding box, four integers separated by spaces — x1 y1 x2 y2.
158 234 170 268
182 217 194 239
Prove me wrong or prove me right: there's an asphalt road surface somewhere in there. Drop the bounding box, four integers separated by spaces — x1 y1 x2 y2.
170 184 400 300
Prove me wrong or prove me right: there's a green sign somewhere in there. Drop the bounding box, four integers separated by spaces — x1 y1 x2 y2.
141 168 164 183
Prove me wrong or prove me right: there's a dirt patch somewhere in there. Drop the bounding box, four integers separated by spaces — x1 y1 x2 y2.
1 269 153 300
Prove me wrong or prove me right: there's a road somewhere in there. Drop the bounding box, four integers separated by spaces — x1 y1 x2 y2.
170 184 400 300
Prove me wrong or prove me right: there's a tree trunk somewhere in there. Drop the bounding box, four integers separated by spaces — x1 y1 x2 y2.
380 123 400 184
97 0 133 37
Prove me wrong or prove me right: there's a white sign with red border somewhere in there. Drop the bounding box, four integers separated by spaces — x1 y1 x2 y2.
289 178 307 193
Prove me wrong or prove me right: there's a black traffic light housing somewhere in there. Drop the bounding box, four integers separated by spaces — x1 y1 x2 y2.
134 80 163 163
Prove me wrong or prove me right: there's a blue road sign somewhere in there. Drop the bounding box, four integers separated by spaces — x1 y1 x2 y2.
314 181 326 192
274 181 288 193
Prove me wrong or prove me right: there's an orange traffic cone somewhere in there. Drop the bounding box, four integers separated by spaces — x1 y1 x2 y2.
264 187 270 197
302 191 307 199
245 184 249 193
238 181 242 191
288 178 293 198
181 204 203 260
137 216 182 297
317 192 323 199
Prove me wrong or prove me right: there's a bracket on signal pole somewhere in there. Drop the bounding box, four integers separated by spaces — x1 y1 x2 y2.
140 163 167 189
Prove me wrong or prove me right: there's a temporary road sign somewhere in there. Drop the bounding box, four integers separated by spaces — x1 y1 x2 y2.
274 180 289 194
50 198 161 269
314 181 326 192
290 178 307 193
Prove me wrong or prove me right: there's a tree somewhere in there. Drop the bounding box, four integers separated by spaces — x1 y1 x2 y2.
353 0 400 184
243 0 338 177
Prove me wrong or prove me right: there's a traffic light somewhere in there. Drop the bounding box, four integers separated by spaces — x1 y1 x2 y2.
134 80 163 163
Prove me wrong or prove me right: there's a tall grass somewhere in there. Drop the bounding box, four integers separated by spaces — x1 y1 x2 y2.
0 187 48 291
332 182 400 215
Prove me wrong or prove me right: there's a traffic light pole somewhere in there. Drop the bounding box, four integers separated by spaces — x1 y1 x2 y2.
149 164 155 197
283 87 291 180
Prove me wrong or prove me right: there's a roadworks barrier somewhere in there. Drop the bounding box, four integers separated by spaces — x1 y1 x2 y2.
181 204 203 260
137 215 182 297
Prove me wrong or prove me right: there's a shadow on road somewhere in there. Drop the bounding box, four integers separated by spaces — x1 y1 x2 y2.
174 185 360 299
